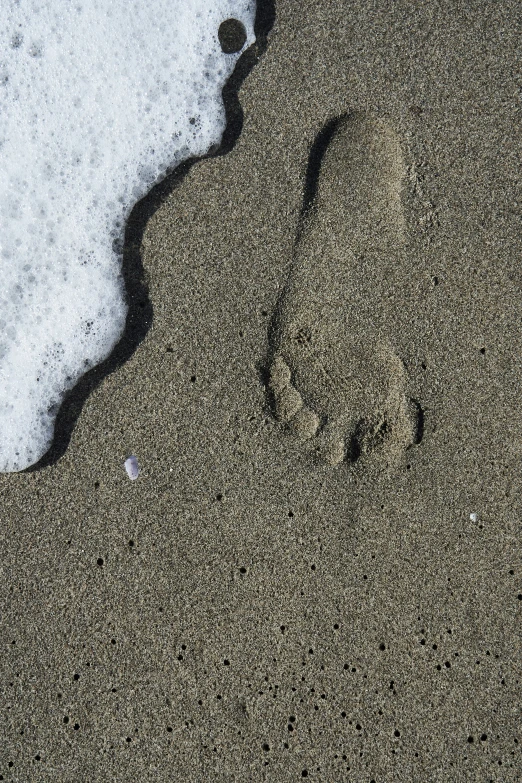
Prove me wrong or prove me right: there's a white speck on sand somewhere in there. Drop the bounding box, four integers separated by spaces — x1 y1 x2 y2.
124 455 139 480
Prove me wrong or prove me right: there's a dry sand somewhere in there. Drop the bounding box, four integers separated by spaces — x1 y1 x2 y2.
1 0 521 781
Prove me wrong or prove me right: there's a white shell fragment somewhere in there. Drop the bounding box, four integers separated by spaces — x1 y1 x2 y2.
124 455 139 481
470 512 478 523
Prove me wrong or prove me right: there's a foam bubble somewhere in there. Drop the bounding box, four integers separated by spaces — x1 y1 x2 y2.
0 0 255 472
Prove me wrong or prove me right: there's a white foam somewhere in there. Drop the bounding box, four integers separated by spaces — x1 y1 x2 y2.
0 0 255 472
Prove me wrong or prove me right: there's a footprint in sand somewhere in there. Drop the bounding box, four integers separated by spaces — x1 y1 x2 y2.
267 111 422 466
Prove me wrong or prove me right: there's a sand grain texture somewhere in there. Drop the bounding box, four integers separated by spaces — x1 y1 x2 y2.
1 1 521 781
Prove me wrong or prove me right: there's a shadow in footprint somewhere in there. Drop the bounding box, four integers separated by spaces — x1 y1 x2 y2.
29 0 275 472
267 114 347 361
300 114 348 226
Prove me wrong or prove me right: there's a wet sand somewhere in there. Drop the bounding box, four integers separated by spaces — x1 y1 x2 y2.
1 0 521 780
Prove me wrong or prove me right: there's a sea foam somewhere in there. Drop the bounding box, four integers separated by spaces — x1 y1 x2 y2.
0 0 255 472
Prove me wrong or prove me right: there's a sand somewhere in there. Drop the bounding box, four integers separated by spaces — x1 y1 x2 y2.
1 0 521 780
